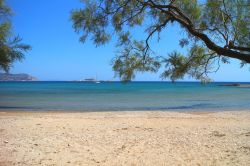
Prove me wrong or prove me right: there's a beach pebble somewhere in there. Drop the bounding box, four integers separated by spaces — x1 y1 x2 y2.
4 140 8 143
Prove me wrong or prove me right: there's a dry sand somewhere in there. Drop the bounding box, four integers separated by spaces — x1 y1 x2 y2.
0 111 250 166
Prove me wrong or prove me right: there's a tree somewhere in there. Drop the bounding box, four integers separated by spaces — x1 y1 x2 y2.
0 0 31 72
71 0 250 81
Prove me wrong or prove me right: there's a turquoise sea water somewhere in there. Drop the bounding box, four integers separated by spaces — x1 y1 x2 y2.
0 81 249 111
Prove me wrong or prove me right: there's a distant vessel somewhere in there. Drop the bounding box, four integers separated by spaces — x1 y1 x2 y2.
95 74 100 84
84 78 95 82
79 77 101 83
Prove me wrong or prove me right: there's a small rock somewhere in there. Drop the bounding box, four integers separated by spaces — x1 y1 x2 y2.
241 146 250 151
211 131 226 137
244 132 250 136
4 140 8 143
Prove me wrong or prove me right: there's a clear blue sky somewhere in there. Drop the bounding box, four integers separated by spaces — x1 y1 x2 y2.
8 0 250 81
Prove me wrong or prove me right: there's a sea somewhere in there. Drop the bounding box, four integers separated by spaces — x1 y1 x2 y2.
0 81 249 111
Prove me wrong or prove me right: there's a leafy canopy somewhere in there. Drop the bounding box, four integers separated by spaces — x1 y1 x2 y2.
71 0 250 81
0 0 31 72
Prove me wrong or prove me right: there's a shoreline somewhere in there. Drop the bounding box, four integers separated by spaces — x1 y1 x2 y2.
0 108 249 113
1 110 250 165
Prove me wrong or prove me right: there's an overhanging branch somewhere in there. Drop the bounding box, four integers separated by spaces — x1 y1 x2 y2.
144 2 250 63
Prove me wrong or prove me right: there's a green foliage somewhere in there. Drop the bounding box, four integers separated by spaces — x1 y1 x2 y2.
161 52 188 81
174 0 201 24
0 0 31 72
202 0 250 48
160 46 217 82
113 40 160 81
71 0 250 81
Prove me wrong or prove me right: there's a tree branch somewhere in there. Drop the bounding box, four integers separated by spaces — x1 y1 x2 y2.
143 2 250 63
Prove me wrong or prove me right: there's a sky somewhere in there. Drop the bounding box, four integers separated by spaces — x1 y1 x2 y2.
7 0 250 81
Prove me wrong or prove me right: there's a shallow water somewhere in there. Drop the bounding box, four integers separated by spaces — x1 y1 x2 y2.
0 81 249 111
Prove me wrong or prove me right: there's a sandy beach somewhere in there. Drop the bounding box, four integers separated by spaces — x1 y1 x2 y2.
0 110 250 166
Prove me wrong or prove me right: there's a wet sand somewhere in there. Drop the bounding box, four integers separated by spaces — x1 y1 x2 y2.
0 110 250 165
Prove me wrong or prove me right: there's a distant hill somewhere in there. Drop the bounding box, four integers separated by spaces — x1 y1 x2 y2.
0 73 37 81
